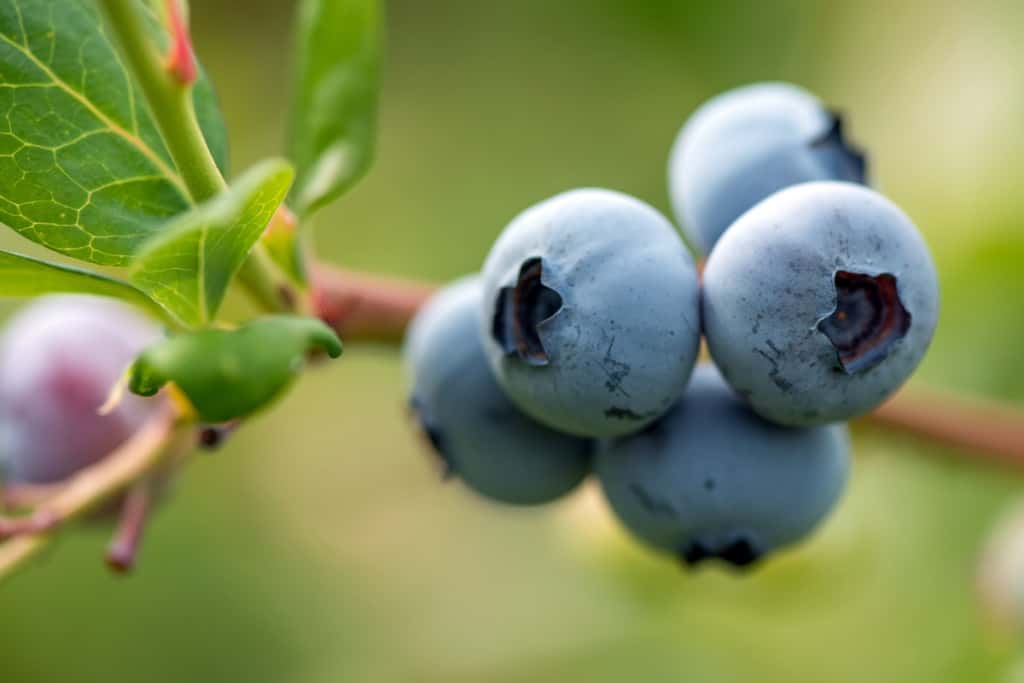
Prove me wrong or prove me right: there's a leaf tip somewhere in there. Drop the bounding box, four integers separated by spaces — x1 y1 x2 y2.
319 332 344 359
127 357 164 398
302 318 343 359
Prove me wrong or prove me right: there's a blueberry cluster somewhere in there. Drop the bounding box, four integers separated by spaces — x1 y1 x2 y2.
404 82 939 569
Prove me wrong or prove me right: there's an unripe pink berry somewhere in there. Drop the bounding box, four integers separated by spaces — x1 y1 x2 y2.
0 296 163 484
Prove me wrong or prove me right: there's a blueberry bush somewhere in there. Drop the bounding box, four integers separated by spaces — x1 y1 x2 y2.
2 1 1024 680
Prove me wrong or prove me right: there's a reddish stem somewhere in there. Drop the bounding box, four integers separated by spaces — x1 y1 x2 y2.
311 263 436 344
106 482 155 574
868 388 1024 468
0 406 181 582
311 260 1024 469
2 483 63 511
163 0 196 85
0 509 59 539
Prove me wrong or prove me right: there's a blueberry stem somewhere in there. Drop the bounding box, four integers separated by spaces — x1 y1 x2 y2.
312 263 436 344
2 264 1021 584
105 479 156 574
0 406 188 584
867 387 1024 469
312 262 1024 470
1 482 63 512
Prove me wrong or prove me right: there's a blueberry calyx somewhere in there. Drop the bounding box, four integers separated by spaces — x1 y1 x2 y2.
810 110 868 184
817 270 912 374
680 536 762 568
491 257 563 367
681 541 709 566
717 537 760 567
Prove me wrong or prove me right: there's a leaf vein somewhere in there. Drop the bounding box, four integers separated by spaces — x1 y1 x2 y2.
0 30 189 199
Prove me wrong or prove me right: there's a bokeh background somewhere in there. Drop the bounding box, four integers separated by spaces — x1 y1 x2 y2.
3 0 1024 680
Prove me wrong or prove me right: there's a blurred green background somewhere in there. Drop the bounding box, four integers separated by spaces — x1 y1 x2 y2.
3 0 1024 680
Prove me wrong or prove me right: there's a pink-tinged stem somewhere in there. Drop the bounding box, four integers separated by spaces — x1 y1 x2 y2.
311 263 436 344
0 406 183 583
311 260 1024 469
163 0 196 85
2 483 64 511
868 388 1024 468
106 481 155 574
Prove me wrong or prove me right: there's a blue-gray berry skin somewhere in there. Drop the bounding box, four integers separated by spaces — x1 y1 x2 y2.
703 181 939 427
0 296 162 484
668 82 866 255
404 276 591 505
596 364 849 568
480 188 701 438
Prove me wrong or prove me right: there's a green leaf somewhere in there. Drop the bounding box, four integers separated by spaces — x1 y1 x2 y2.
129 159 294 328
288 0 380 217
129 315 342 422
0 248 174 323
0 0 228 266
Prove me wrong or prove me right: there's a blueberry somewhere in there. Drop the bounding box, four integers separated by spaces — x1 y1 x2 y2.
480 189 701 437
595 364 849 568
702 181 939 426
668 82 866 255
404 276 591 505
0 296 163 484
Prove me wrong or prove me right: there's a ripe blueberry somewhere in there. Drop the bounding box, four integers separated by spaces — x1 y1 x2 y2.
595 364 849 568
404 276 591 505
480 188 701 438
668 82 866 255
702 181 939 427
0 296 163 484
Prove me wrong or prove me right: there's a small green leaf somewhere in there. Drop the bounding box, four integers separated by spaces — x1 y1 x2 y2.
130 159 294 327
0 248 173 323
129 315 342 422
0 0 228 266
288 0 380 217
